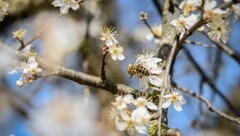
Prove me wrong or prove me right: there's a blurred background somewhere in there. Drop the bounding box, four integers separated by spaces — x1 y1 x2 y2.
0 0 240 135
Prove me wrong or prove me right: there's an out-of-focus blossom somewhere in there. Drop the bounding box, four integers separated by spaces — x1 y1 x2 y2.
9 56 42 86
224 0 240 19
16 78 24 87
13 29 27 40
33 12 85 64
203 0 228 20
207 18 231 44
115 107 150 136
100 26 119 47
52 0 80 14
0 0 9 21
179 0 202 15
0 48 14 74
146 25 162 44
162 91 186 111
31 93 98 136
109 45 125 61
232 4 240 19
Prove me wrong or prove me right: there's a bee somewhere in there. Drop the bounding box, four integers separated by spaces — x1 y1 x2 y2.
128 64 151 78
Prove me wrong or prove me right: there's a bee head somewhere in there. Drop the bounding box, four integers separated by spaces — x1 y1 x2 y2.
127 64 135 78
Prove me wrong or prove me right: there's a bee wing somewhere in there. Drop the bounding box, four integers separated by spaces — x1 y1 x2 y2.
149 75 163 87
139 77 149 91
150 68 162 74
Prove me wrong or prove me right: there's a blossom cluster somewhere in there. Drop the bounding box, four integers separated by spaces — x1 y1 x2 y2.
100 26 125 61
9 55 42 87
110 94 157 136
146 0 238 46
128 51 163 91
52 0 80 14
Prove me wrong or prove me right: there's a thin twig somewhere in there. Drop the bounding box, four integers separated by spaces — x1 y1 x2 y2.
175 84 240 125
213 41 240 64
101 53 107 81
185 40 216 48
0 45 136 94
143 20 160 39
183 47 240 116
158 41 178 135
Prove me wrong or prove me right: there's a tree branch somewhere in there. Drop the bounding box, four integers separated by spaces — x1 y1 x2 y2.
1 45 137 95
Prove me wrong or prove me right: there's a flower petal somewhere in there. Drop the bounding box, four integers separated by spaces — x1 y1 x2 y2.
146 102 158 110
135 124 148 134
173 101 182 111
148 75 163 87
162 99 172 109
115 119 128 131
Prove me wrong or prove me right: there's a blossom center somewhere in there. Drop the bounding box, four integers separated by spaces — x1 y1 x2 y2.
185 4 196 13
128 120 135 127
113 48 120 54
216 26 222 32
171 95 179 102
138 100 146 107
177 20 186 27
64 0 73 4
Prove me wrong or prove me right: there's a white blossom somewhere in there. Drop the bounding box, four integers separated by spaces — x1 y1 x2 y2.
133 97 157 110
207 18 231 44
224 0 240 19
109 45 125 61
30 93 98 136
135 51 162 69
171 14 201 33
179 0 202 15
112 94 134 110
139 75 163 90
130 51 163 90
232 4 240 19
52 0 80 14
115 107 150 136
100 26 119 47
162 91 186 111
203 0 228 20
9 56 42 86
0 0 9 21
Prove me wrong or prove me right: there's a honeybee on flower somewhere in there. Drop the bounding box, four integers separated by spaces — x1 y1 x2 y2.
128 51 163 90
